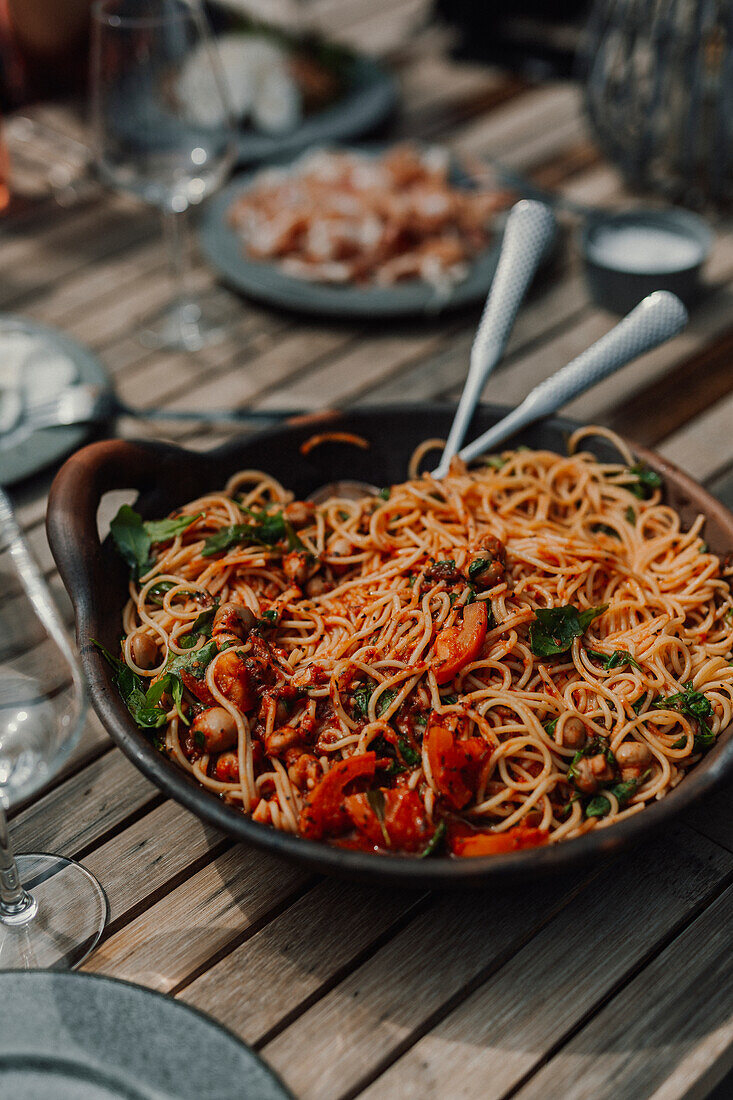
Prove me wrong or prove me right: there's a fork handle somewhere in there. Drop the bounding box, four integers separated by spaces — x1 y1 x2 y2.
457 291 688 464
432 199 556 478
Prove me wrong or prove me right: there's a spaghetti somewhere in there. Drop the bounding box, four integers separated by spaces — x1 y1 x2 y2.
107 429 733 857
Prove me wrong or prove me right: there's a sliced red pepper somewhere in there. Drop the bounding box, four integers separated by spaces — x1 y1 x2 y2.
449 823 549 857
299 752 377 840
432 601 488 685
344 788 434 852
425 711 491 810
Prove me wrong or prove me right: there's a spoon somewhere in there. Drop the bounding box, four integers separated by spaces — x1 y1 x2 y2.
308 289 687 504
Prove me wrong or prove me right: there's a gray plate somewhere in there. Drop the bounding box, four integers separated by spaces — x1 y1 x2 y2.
235 55 398 164
198 160 551 319
0 970 292 1100
0 316 111 488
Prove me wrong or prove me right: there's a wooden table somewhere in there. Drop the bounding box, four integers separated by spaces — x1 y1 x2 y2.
4 5 733 1098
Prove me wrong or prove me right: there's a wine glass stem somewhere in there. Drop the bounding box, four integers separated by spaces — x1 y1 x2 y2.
0 804 35 921
163 206 194 314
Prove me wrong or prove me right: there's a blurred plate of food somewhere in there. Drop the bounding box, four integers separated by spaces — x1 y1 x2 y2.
197 143 550 318
0 317 111 488
187 3 398 162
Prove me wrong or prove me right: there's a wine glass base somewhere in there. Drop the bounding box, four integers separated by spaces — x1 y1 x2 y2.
0 853 108 971
139 297 226 352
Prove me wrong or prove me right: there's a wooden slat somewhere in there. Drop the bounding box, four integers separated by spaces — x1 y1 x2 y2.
81 845 313 990
512 880 733 1100
355 827 731 1100
262 827 730 1099
10 749 157 856
179 879 426 1044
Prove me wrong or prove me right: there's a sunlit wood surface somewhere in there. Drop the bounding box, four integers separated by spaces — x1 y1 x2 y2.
5 3 733 1097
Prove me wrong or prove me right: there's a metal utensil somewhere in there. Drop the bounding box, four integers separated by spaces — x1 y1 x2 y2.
453 290 687 467
8 384 300 433
307 199 556 502
432 199 556 478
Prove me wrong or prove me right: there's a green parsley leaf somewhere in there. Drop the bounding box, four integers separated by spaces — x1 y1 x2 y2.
202 507 291 557
379 487 391 501
585 773 644 818
485 454 507 469
110 505 201 579
544 717 558 736
258 608 279 629
468 558 492 581
653 682 715 753
375 688 400 718
632 693 648 714
529 604 608 657
145 513 202 544
110 505 154 580
178 601 219 650
592 523 620 540
418 821 447 858
147 580 176 606
586 648 642 672
398 738 421 766
628 463 663 500
625 506 636 524
167 639 219 681
92 641 168 730
366 788 390 846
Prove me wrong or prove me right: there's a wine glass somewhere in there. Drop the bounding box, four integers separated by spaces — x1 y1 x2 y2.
0 489 108 969
90 0 237 351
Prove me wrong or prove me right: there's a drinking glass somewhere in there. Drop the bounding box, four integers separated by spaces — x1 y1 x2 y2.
0 490 108 969
90 0 237 351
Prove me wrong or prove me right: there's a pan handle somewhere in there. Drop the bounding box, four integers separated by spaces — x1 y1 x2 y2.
46 438 170 641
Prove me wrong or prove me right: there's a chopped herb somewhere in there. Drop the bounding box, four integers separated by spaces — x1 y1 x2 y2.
145 513 203 545
366 788 390 846
653 682 713 744
194 729 205 749
485 454 507 469
529 604 608 657
625 506 636 524
258 608 279 628
412 713 428 728
178 601 219 650
337 510 349 521
441 693 458 705
202 506 293 557
419 821 447 858
700 542 708 553
586 648 642 672
375 688 400 718
147 580 176 606
110 505 202 580
352 684 372 719
167 639 219 681
93 641 166 728
544 716 558 736
632 694 648 714
726 609 733 623
628 463 663 500
464 586 477 605
398 738 421 766
585 772 646 818
379 487 391 501
592 523 620 540
144 672 189 726
468 558 492 581
567 736 615 788
671 735 688 749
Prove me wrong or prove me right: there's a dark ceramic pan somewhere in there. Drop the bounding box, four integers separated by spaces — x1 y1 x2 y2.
47 404 733 887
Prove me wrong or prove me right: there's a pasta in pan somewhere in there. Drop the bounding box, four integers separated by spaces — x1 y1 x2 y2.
102 428 733 858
